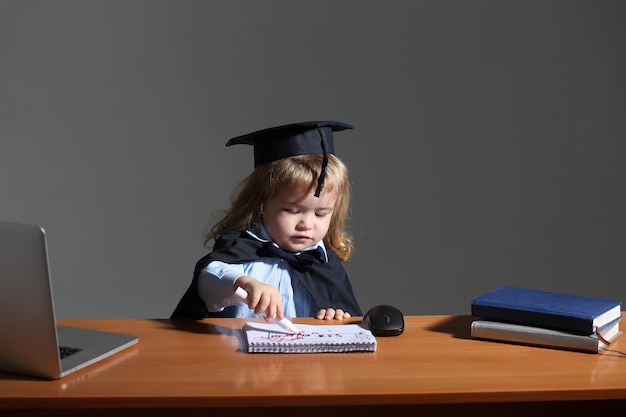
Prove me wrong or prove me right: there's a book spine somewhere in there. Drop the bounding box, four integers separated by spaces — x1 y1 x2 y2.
471 303 593 334
471 321 601 353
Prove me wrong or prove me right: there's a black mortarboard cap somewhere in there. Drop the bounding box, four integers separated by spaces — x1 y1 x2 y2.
226 121 353 197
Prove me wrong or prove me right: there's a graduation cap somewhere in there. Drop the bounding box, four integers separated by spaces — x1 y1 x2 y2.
226 121 353 197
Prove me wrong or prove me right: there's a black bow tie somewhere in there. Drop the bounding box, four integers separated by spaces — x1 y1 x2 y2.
259 243 322 271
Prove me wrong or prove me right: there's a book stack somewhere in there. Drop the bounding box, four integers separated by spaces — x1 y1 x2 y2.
470 285 623 353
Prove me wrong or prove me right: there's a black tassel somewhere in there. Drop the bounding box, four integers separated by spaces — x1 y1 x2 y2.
314 131 328 198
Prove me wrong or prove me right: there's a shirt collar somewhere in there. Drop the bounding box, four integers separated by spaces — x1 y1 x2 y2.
246 224 329 263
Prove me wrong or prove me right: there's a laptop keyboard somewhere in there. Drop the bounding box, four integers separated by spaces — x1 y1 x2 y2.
59 345 82 359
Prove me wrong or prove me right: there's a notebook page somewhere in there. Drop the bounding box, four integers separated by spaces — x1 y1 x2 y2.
243 322 377 353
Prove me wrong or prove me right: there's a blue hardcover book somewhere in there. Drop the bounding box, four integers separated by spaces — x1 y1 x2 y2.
471 286 622 334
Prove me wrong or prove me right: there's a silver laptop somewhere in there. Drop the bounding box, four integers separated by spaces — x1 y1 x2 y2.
0 221 138 379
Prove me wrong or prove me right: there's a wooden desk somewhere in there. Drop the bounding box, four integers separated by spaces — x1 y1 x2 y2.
1 316 625 416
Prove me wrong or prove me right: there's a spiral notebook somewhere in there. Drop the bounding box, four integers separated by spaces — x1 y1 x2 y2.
242 322 377 353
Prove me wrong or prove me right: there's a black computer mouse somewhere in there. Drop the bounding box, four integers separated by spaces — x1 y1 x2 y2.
362 304 404 337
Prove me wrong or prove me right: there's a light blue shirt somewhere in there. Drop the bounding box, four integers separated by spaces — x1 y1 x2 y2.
197 225 326 318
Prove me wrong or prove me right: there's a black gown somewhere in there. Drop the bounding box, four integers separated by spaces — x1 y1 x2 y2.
170 231 362 319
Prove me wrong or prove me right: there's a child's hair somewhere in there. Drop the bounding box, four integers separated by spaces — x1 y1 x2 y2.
206 153 353 262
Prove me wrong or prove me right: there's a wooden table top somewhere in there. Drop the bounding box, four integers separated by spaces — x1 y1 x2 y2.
1 315 625 413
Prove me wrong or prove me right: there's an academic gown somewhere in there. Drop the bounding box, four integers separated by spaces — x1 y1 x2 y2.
170 231 362 319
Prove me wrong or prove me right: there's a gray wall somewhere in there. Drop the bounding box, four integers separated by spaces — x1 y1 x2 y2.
1 0 624 318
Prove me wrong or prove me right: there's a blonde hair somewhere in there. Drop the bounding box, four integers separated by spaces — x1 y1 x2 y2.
206 154 353 261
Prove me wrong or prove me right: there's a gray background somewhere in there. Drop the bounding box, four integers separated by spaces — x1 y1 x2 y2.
1 0 624 318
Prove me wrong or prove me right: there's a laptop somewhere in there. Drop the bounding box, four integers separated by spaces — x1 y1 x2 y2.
0 221 138 379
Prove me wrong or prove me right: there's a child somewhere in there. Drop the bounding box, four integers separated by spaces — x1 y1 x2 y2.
171 121 362 321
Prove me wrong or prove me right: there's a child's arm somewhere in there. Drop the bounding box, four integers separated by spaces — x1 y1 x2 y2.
316 308 352 320
234 275 284 321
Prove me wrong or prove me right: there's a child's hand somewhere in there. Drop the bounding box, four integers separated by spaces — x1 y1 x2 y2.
316 308 351 320
234 276 283 321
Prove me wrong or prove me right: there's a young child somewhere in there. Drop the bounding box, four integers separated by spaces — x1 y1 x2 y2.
171 121 362 321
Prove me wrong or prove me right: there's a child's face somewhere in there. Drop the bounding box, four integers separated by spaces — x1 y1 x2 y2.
262 186 336 252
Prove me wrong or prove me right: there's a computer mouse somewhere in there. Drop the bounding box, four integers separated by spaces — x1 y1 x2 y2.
362 304 404 337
